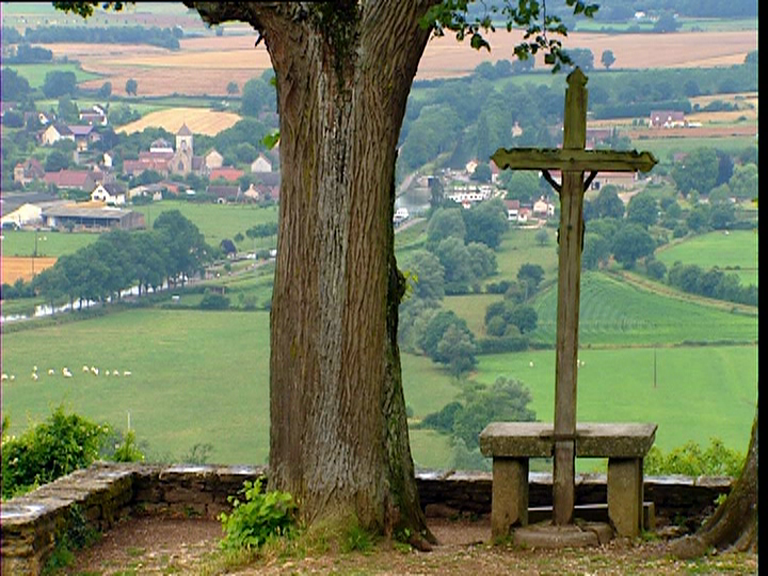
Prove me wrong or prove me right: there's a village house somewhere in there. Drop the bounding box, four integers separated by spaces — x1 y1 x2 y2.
205 149 224 172
206 184 241 204
90 182 128 205
504 199 520 222
649 110 686 128
43 169 97 193
78 105 107 126
532 196 555 217
209 166 245 183
590 171 642 190
250 153 272 173
13 158 45 186
68 125 100 151
40 123 74 146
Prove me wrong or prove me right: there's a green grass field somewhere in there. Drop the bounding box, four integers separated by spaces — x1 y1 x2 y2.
1 287 757 470
1 229 99 258
655 230 758 286
132 201 279 250
4 63 103 90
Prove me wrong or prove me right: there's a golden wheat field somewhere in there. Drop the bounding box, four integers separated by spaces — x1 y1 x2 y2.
46 29 757 97
2 257 57 285
116 107 242 136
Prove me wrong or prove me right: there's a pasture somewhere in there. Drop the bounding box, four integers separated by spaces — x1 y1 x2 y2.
655 230 758 286
131 200 279 249
0 305 756 471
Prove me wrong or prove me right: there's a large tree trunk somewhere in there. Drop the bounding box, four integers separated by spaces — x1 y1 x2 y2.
190 2 438 544
668 404 757 559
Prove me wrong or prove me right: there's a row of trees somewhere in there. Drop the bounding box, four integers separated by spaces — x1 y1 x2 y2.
1 211 212 307
22 24 182 49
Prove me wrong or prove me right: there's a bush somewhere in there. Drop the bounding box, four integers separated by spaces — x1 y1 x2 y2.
200 291 230 310
1 406 111 499
644 438 744 477
219 477 298 550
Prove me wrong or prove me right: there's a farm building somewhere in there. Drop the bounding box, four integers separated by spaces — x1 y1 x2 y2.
41 205 145 231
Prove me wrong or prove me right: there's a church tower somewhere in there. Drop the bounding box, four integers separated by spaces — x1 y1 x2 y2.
173 123 194 175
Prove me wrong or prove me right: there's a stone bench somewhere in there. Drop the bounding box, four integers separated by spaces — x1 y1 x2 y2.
479 422 657 539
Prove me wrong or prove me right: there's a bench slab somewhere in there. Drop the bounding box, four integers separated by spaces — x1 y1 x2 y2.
479 422 657 459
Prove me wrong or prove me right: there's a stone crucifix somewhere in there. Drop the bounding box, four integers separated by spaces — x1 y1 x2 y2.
491 67 657 526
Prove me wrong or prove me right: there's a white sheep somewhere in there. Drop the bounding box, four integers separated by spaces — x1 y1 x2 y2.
1 373 8 381
32 372 39 381
113 370 120 377
106 370 110 376
48 368 55 375
91 366 99 376
529 361 534 368
123 371 132 377
83 365 90 373
62 368 73 378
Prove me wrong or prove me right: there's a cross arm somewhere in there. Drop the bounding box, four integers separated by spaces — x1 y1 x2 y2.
491 148 658 174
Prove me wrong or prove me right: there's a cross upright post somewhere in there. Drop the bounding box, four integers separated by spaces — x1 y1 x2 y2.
491 67 657 527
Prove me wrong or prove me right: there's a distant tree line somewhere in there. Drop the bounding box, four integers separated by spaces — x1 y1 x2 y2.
1 211 214 308
21 25 181 50
3 43 53 63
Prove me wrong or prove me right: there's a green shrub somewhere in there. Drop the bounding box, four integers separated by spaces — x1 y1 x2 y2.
219 478 298 551
200 291 230 310
1 405 111 499
644 438 744 477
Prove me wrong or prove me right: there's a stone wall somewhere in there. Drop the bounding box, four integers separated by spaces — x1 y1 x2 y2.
1 463 732 576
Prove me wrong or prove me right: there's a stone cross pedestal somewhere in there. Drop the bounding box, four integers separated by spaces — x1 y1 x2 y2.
491 67 657 526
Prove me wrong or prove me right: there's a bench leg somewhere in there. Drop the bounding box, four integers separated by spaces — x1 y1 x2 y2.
607 457 643 538
491 457 529 540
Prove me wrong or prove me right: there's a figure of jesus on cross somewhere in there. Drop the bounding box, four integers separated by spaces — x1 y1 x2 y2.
491 68 657 526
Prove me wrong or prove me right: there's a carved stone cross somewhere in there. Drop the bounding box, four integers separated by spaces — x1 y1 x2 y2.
491 67 657 526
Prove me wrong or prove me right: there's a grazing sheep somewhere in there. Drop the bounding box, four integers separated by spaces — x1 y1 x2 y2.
123 371 132 377
529 361 534 368
1 373 8 381
48 369 55 375
9 375 15 381
91 366 99 376
32 372 39 381
106 370 110 376
83 365 90 373
62 368 73 378
113 370 120 377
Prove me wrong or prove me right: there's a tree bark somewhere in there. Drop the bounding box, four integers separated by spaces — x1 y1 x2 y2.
668 404 757 559
189 1 438 544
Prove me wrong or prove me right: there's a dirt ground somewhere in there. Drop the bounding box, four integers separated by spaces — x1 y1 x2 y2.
61 513 758 575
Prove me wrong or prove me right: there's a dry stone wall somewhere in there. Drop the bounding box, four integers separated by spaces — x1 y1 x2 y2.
1 462 732 576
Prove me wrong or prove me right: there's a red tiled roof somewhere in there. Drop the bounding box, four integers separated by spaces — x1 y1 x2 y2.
209 167 245 182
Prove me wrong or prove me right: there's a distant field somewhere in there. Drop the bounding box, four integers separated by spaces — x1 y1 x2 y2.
131 201 279 248
656 230 758 286
1 62 102 89
1 257 56 285
29 28 757 97
1 307 756 467
530 271 757 347
116 107 242 136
